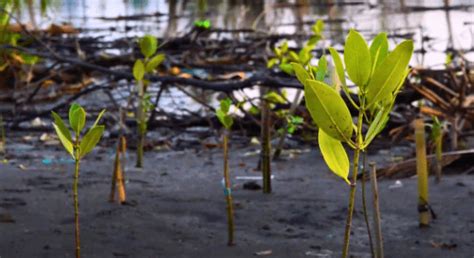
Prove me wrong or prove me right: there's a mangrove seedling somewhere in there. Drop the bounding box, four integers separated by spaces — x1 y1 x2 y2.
133 34 165 167
51 104 105 258
109 136 127 204
292 30 413 257
216 98 235 246
430 116 444 183
414 118 430 227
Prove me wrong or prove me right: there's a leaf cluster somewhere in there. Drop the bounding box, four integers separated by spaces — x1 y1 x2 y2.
216 98 234 130
293 30 414 184
52 104 106 161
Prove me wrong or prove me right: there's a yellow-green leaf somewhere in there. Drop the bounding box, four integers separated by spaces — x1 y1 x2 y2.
318 129 350 184
305 79 353 142
145 54 165 72
133 60 145 81
366 40 413 108
329 47 346 87
344 30 371 87
51 111 72 142
139 34 158 58
292 62 311 88
79 125 104 158
91 109 106 129
53 123 74 159
369 32 389 74
69 104 86 135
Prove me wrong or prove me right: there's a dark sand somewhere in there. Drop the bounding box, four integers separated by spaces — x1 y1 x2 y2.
0 136 473 258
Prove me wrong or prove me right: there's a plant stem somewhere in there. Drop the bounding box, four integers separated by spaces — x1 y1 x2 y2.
414 119 430 227
136 80 145 168
73 158 81 258
361 152 375 258
223 130 235 246
369 162 384 258
342 99 365 258
261 97 272 193
434 132 443 183
136 130 144 168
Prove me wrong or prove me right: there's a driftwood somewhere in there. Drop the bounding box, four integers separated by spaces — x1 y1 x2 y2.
373 149 474 179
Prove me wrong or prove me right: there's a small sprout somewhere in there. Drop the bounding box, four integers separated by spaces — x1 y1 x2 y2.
52 104 106 258
194 19 211 29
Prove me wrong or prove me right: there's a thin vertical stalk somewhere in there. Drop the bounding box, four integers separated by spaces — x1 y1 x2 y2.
223 129 235 246
273 89 303 160
414 119 430 227
110 137 127 203
434 132 443 183
361 152 375 258
136 80 145 168
261 96 272 194
369 162 384 258
73 158 81 258
342 98 365 258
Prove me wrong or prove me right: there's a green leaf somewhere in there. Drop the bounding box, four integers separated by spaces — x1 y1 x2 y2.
139 34 158 58
289 51 299 62
279 63 294 75
307 35 321 46
369 32 389 74
146 54 165 72
344 30 371 87
79 125 105 158
53 123 74 159
220 98 232 113
133 60 145 81
264 91 286 104
364 106 391 147
312 20 324 35
366 40 413 108
292 62 311 88
267 58 278 68
316 56 327 81
216 109 233 129
91 109 106 129
280 41 289 53
304 79 353 142
51 111 72 142
318 129 350 184
69 104 86 135
329 47 346 87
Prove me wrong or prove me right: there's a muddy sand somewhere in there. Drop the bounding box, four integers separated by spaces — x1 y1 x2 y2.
0 136 473 258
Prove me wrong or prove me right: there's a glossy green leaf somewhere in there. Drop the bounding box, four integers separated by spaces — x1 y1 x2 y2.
79 125 105 158
318 129 350 184
69 104 86 134
146 54 165 72
139 34 158 58
344 30 371 87
366 40 413 108
305 79 353 142
279 63 294 75
312 20 324 35
369 32 389 74
133 60 145 81
289 51 299 62
91 109 106 129
216 109 233 129
316 56 327 81
51 111 72 142
292 62 311 88
53 123 74 159
267 58 278 68
220 98 232 114
363 106 391 148
329 47 346 87
264 91 286 104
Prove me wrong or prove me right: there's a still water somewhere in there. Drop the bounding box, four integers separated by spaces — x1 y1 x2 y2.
16 0 474 67
12 0 474 115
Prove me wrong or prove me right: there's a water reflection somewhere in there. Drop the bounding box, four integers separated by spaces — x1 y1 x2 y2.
13 0 474 67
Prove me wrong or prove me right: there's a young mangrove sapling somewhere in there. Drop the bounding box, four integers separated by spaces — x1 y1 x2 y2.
292 30 413 257
51 104 105 258
216 98 236 246
133 34 165 167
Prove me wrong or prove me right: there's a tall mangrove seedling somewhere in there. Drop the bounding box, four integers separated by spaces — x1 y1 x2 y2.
52 104 105 258
292 30 413 257
133 34 165 167
216 98 235 246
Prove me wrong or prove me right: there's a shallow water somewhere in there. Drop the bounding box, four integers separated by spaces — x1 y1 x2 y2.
13 0 474 114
